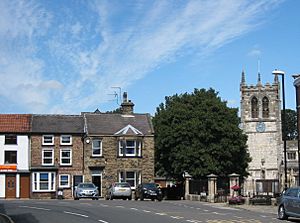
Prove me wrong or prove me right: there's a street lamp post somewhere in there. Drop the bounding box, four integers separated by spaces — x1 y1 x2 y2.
293 74 300 186
272 69 288 189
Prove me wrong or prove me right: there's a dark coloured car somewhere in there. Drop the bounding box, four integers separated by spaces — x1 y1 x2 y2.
278 187 300 220
135 183 162 201
74 182 99 200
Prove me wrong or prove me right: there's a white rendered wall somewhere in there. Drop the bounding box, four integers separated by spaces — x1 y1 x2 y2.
0 135 30 170
0 175 5 198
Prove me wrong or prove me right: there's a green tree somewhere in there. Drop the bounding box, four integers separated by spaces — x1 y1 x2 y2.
105 107 122 114
153 88 250 180
282 109 297 140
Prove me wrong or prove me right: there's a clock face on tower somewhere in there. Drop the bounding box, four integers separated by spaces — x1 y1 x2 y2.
256 122 266 133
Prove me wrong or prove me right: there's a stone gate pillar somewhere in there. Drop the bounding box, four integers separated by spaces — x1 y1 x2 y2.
229 173 240 197
207 174 217 203
183 171 192 200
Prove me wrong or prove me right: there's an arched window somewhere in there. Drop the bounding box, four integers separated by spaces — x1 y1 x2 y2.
262 97 269 118
251 97 258 118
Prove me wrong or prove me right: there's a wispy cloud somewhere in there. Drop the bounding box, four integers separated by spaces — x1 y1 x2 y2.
248 47 262 57
0 0 283 113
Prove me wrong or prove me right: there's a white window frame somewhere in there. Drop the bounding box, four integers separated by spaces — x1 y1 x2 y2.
119 171 140 189
32 172 56 192
60 135 72 145
42 148 54 166
43 135 54 145
60 148 72 166
59 174 70 188
92 139 102 157
119 140 141 157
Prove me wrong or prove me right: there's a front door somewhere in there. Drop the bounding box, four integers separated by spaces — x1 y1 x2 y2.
6 175 16 198
20 174 30 198
92 175 101 197
73 175 83 195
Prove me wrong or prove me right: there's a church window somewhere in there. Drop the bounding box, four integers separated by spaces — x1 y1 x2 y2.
251 97 258 118
262 97 269 118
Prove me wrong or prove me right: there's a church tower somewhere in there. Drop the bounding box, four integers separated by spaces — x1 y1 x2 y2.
240 71 283 196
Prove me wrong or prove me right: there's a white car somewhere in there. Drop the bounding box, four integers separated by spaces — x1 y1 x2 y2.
106 182 132 200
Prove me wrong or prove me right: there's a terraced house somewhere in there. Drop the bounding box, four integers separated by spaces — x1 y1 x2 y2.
0 93 155 199
30 115 84 199
83 95 155 198
0 114 31 199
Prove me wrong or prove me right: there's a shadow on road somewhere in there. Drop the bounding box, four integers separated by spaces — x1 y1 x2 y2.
10 213 39 223
288 218 300 222
0 204 39 223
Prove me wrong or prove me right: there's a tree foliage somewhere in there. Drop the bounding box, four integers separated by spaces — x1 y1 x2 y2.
105 107 122 114
283 109 297 140
153 88 250 180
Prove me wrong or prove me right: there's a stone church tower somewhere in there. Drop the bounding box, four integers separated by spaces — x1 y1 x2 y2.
240 71 283 196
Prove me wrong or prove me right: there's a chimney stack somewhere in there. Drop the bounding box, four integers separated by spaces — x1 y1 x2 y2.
121 92 134 114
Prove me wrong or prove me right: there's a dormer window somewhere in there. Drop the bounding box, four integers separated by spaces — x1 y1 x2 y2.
43 135 54 145
60 135 72 145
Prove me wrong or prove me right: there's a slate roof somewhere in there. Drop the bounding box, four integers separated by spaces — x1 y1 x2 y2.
31 115 84 134
0 114 31 133
84 113 154 135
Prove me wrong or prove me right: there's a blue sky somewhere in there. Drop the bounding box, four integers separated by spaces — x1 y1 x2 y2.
0 0 299 115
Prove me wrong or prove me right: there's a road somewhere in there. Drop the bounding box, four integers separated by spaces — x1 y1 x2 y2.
0 199 284 223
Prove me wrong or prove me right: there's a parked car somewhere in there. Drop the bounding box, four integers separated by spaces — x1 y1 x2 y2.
278 187 300 220
74 182 99 200
135 183 162 201
106 182 132 200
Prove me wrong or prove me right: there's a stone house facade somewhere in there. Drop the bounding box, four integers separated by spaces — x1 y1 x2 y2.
240 71 283 196
285 140 299 187
83 94 155 198
30 115 84 199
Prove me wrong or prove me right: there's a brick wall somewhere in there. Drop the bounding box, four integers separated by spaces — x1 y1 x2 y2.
31 134 84 199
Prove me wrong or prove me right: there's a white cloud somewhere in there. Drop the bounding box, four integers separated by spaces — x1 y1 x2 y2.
248 48 262 57
0 0 283 113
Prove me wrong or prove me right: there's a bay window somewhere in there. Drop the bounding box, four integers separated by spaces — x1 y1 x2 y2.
32 172 56 192
119 171 140 188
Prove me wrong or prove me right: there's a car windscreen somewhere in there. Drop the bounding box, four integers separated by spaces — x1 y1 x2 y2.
143 183 157 189
79 183 95 188
115 183 130 188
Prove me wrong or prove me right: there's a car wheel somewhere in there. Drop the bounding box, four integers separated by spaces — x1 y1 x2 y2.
151 198 155 201
134 194 138 201
157 197 162 202
140 194 144 201
278 205 288 220
128 196 132 200
109 194 113 200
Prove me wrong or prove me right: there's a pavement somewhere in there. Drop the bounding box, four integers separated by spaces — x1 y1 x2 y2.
206 201 278 214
